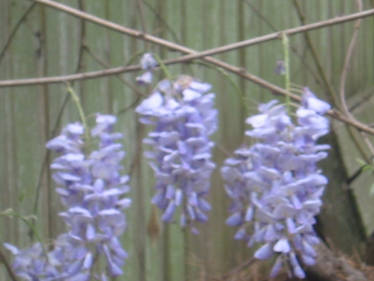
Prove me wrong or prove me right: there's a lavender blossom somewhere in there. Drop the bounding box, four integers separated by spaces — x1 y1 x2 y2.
5 114 131 281
3 242 60 281
136 76 218 232
221 88 330 279
136 53 158 85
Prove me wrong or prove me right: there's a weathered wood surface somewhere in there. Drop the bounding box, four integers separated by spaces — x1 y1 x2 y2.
1 1 374 280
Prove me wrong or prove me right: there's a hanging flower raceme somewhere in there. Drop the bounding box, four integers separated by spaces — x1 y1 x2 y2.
221 88 330 279
5 114 131 281
136 76 218 233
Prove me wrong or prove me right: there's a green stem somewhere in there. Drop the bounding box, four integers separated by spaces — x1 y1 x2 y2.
65 84 90 142
0 209 42 243
153 53 172 80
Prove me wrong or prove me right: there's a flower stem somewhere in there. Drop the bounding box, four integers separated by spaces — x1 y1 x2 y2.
65 83 90 142
153 53 172 80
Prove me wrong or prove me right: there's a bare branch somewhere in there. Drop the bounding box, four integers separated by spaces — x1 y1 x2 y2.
2 1 373 89
2 1 374 88
3 0 374 135
32 0 374 65
0 64 140 87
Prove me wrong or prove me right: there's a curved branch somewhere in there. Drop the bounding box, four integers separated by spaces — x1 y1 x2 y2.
338 0 374 157
340 0 363 122
0 2 36 65
292 0 339 108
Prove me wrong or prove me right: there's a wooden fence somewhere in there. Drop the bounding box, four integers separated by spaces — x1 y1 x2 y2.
1 1 374 280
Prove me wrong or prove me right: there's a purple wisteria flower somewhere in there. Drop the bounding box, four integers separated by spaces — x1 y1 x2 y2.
136 53 158 85
4 242 59 281
5 114 131 281
136 76 218 233
221 88 330 279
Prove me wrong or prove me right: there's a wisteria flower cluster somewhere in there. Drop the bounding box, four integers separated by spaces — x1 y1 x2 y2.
5 114 131 281
221 88 330 278
136 76 218 233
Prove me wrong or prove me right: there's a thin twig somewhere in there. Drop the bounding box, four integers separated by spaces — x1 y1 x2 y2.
349 86 374 113
31 94 70 232
37 4 54 240
0 2 36 64
31 0 88 234
30 0 374 69
143 1 181 43
5 0 374 135
244 0 323 88
293 1 374 175
136 0 147 36
339 0 363 123
241 0 277 31
1 3 374 87
292 0 339 108
339 0 374 157
75 0 86 73
0 64 141 87
84 45 146 97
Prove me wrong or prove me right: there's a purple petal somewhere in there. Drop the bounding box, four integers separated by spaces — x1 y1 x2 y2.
140 53 157 70
273 238 291 253
136 92 164 115
189 81 211 93
136 71 153 85
302 88 331 114
244 207 254 221
162 201 176 222
270 256 283 277
290 252 306 279
226 212 242 226
254 243 274 260
83 252 93 269
183 88 202 101
234 228 247 240
3 243 19 255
